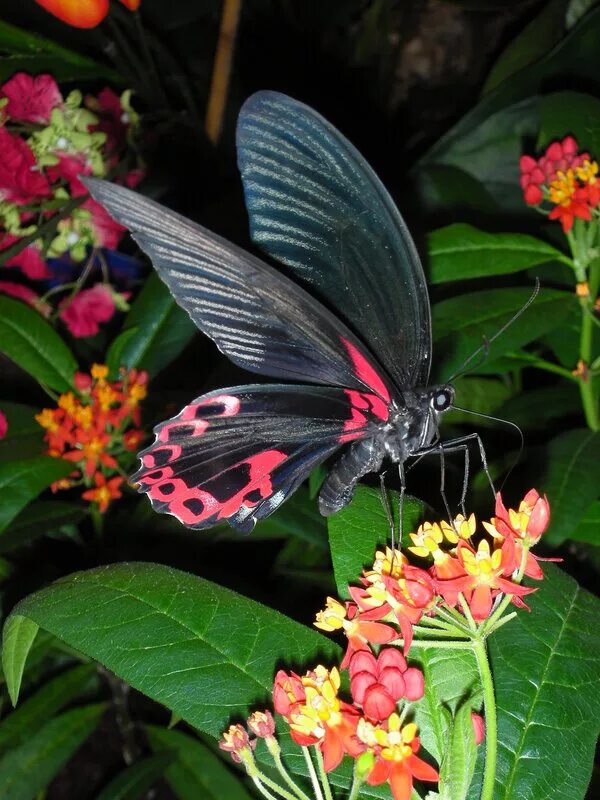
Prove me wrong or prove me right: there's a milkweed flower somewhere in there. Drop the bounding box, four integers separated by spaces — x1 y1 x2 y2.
356 714 439 800
59 284 117 338
520 137 600 231
36 364 147 513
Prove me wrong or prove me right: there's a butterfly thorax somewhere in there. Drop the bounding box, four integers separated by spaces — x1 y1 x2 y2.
318 383 454 516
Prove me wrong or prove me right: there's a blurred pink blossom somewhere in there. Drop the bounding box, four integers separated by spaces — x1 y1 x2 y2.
0 410 7 441
0 233 49 279
59 283 116 337
0 73 62 123
0 280 51 315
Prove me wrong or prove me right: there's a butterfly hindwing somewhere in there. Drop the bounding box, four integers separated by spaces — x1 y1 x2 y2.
83 178 394 402
237 90 432 391
132 384 388 532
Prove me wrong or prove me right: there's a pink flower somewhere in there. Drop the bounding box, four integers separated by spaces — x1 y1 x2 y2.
0 281 51 315
59 284 116 337
0 73 62 124
0 410 7 440
47 153 92 186
0 128 51 204
0 233 50 280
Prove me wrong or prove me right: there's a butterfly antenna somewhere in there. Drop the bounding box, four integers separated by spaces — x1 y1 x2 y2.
447 279 540 383
451 405 524 490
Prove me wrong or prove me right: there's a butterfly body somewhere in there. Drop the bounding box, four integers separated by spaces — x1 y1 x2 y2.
319 383 454 515
84 91 457 533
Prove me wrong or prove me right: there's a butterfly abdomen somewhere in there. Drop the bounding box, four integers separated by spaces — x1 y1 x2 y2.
319 437 386 516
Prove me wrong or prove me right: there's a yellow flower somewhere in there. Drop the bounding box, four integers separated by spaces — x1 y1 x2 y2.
576 158 598 185
461 539 502 582
91 363 109 382
314 597 346 632
408 521 444 557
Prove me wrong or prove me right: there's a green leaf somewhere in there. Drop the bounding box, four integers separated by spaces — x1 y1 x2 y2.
539 429 600 545
420 6 600 170
0 703 105 800
570 499 600 544
96 752 175 800
107 273 196 377
439 701 477 800
538 91 600 155
328 485 424 598
411 646 480 767
427 225 570 285
0 456 74 535
0 501 85 554
0 403 43 463
3 563 340 739
477 564 600 799
495 384 580 430
0 297 77 392
0 20 120 82
106 328 140 380
431 287 574 380
146 725 254 800
418 97 541 215
0 664 96 756
417 164 498 216
482 0 568 94
2 615 39 707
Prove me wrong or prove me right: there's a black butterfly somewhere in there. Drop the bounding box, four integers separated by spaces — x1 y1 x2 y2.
85 91 468 534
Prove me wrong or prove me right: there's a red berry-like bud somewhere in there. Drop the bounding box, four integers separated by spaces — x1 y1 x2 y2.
403 667 425 701
524 184 543 205
351 670 377 704
247 710 276 738
379 666 406 701
348 650 377 678
376 647 407 672
471 712 485 745
363 683 396 720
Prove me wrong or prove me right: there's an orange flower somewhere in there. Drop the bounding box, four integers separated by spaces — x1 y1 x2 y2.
82 472 123 512
356 714 439 800
35 0 140 29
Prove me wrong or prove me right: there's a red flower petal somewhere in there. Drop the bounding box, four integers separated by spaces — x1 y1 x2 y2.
350 670 377 704
363 684 396 720
35 0 110 28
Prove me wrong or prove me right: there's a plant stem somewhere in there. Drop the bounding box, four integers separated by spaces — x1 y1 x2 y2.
579 256 600 431
313 747 333 800
472 639 497 800
270 746 312 800
256 771 306 800
347 762 364 800
302 747 324 800
251 776 280 800
205 0 242 144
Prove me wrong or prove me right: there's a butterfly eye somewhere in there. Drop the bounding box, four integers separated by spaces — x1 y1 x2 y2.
432 389 452 412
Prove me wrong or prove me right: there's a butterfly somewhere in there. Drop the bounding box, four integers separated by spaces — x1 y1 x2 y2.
84 91 464 534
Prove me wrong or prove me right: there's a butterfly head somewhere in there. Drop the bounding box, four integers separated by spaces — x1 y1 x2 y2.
429 384 455 415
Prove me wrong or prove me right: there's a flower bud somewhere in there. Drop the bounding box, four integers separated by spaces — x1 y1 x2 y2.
471 712 485 745
247 710 275 739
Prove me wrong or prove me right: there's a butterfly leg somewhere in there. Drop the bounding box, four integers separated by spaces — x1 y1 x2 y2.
417 432 495 505
319 437 385 516
379 472 397 550
398 460 406 549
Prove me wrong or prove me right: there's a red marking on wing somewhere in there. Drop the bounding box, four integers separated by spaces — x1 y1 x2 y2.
339 388 389 444
140 449 287 526
341 338 390 401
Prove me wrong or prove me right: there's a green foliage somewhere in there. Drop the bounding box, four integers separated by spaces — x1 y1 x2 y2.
0 404 43 463
438 701 478 800
0 297 77 392
427 225 570 284
0 457 74 536
3 563 340 734
0 664 97 756
2 616 39 707
539 429 600 545
96 752 175 800
0 703 105 800
146 725 254 800
106 273 197 377
0 20 120 82
432 287 574 378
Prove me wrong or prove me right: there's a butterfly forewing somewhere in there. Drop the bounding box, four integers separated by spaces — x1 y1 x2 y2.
84 177 394 402
237 91 432 391
133 384 387 532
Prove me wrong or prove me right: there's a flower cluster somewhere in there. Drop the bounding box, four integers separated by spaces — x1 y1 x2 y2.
0 72 141 336
520 136 600 231
219 490 550 800
35 0 140 30
36 364 147 512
